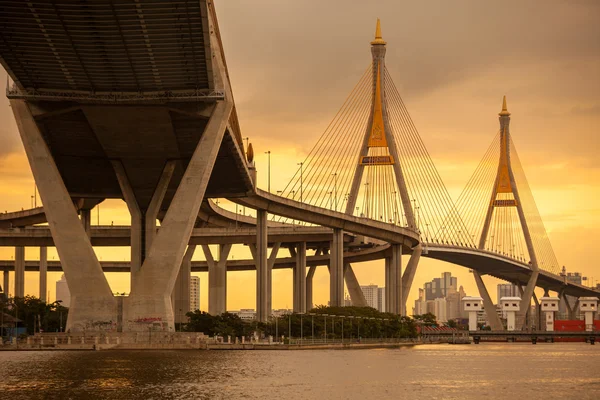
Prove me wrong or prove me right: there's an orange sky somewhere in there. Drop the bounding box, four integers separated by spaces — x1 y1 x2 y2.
1 0 599 312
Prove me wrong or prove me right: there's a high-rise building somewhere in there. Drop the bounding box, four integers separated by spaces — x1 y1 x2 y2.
377 287 386 312
497 283 519 305
55 274 71 308
434 297 447 323
445 285 466 321
190 276 200 311
425 272 458 300
360 284 379 310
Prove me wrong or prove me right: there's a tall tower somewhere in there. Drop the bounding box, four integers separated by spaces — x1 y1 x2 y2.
477 97 540 329
345 19 415 229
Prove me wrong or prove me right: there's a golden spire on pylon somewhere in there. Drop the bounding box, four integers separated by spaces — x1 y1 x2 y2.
499 95 511 116
371 18 387 45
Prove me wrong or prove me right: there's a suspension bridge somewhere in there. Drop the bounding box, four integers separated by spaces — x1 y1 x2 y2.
0 2 596 333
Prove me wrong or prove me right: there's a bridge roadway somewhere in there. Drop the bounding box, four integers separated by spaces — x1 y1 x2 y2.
1 205 597 299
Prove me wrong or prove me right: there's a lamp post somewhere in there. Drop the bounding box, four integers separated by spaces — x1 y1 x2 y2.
265 151 271 193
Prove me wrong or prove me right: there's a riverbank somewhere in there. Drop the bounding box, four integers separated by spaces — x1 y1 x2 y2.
0 341 429 351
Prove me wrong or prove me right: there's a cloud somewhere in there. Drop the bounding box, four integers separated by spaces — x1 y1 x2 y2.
571 105 600 116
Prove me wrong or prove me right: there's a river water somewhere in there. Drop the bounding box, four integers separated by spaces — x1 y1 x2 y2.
0 343 599 399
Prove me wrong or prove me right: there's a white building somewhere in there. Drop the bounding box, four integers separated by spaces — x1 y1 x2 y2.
360 284 379 310
231 309 256 321
55 274 71 308
434 297 447 323
377 287 386 312
190 276 200 311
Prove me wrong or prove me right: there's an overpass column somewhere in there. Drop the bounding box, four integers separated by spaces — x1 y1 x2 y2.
330 228 344 307
80 209 92 237
344 263 367 307
14 247 25 298
204 244 231 315
112 161 175 283
39 247 47 302
401 244 422 315
385 256 393 312
172 245 196 324
306 266 316 311
10 98 117 331
293 243 307 313
473 271 503 331
391 244 402 315
267 243 281 316
3 270 9 297
256 210 269 322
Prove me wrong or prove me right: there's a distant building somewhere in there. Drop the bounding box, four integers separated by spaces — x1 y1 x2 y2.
360 284 379 310
445 285 466 321
497 283 519 305
231 309 256 321
272 309 293 318
344 295 352 307
55 274 71 307
434 297 447 323
377 287 386 312
190 276 200 311
424 272 457 300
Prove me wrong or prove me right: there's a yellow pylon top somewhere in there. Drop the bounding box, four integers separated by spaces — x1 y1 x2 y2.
371 18 387 45
499 95 511 116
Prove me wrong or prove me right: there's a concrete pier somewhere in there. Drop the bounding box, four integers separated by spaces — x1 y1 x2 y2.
329 228 344 307
39 247 47 301
14 246 25 298
205 244 231 315
306 265 316 311
255 210 269 322
11 99 118 330
293 242 307 313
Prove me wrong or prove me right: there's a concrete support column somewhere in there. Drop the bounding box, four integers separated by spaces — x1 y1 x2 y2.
401 244 422 316
39 247 47 302
14 247 25 298
205 244 231 315
518 272 539 329
385 257 392 312
293 243 306 312
80 209 92 237
306 266 316 311
124 98 233 332
112 161 176 283
3 270 9 297
329 229 344 307
172 245 196 324
256 210 269 322
267 243 281 316
473 271 503 331
391 244 402 315
11 99 117 330
344 263 367 307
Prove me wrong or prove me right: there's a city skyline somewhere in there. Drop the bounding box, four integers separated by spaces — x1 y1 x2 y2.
0 0 598 314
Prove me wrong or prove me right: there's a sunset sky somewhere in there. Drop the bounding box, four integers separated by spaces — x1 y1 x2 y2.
1 0 599 312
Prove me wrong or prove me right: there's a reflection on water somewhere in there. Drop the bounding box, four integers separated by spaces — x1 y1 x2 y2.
0 344 599 399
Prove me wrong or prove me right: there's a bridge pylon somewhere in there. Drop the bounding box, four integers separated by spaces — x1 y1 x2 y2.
276 19 473 314
456 97 561 330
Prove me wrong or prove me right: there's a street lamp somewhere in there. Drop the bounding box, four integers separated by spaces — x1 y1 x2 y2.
265 151 271 193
